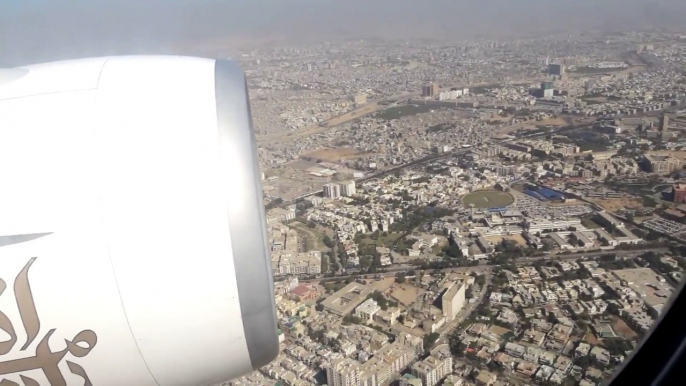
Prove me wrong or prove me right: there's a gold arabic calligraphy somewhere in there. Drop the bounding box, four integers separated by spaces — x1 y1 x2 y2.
0 258 98 385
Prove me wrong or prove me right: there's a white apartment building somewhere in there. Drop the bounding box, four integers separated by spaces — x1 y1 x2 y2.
340 180 357 197
275 251 322 275
355 298 381 321
323 183 341 198
441 281 466 321
328 358 361 386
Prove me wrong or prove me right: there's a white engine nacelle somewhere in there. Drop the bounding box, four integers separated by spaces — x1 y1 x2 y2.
0 57 278 385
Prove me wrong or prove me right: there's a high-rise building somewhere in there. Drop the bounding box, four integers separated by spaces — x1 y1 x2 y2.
422 83 439 97
328 358 361 386
548 63 564 76
674 184 686 204
659 114 670 132
323 183 341 198
441 281 466 320
540 82 554 98
496 165 515 176
340 180 357 196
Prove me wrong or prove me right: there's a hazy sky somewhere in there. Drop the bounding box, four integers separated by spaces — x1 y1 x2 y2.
2 0 685 66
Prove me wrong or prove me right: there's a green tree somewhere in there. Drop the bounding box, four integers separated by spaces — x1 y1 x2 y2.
423 333 440 349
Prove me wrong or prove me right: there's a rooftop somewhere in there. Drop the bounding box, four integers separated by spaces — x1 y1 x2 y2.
321 282 374 316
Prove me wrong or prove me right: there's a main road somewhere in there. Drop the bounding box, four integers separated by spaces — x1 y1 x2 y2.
295 247 668 284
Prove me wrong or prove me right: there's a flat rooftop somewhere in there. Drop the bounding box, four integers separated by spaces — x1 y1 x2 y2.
321 282 374 316
612 268 674 308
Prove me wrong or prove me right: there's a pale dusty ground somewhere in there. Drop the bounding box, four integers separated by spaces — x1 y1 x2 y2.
634 216 655 224
612 316 638 339
256 102 385 144
586 198 644 212
496 116 573 135
388 283 425 306
583 331 600 345
646 150 686 160
486 234 527 246
617 65 648 76
370 277 396 292
585 97 608 103
303 148 374 162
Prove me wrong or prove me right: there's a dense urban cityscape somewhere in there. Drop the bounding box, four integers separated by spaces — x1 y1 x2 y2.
224 30 686 386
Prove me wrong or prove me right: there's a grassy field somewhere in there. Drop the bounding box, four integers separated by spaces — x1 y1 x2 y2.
462 191 514 208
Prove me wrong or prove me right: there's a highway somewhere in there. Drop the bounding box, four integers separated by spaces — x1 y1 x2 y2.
296 248 668 284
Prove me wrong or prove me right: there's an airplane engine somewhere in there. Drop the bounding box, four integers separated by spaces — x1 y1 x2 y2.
0 56 278 386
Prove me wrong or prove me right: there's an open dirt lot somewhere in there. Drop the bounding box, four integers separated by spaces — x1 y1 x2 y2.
587 198 644 212
370 277 396 292
583 331 600 345
388 283 425 306
496 116 573 135
303 148 373 162
486 234 527 246
646 150 686 160
256 102 386 144
612 316 638 339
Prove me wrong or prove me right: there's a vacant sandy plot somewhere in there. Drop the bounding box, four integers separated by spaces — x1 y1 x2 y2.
486 234 527 247
485 114 512 123
286 159 321 171
585 97 608 104
303 148 372 162
388 283 425 306
583 331 600 345
497 116 573 134
256 102 386 144
612 316 638 339
647 150 686 160
634 216 654 224
617 65 648 76
370 277 396 292
587 198 643 212
324 102 382 126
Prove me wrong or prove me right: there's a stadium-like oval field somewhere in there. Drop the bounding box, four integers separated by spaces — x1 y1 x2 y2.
461 191 514 208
